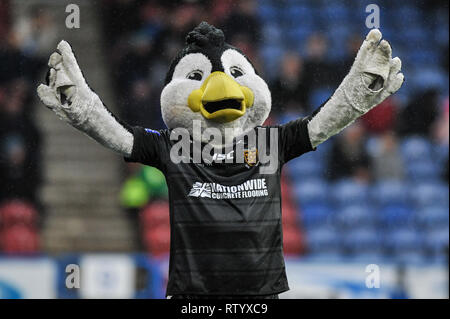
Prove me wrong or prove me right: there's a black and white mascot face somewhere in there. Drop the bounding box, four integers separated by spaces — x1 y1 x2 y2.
161 22 271 145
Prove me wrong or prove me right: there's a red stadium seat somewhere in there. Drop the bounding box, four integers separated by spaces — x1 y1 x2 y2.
282 205 297 228
283 226 304 256
1 225 39 253
140 200 170 230
143 225 170 257
0 200 38 228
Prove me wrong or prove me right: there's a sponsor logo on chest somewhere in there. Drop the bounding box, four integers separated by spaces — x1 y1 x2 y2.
188 178 268 199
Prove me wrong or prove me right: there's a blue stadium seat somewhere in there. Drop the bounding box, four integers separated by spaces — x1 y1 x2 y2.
378 204 415 230
257 3 279 22
406 161 440 182
334 204 374 229
300 202 333 229
342 228 381 254
365 136 381 157
394 5 422 25
281 5 316 28
394 251 427 264
410 182 449 208
416 206 450 230
401 137 433 162
294 179 329 205
309 88 333 110
287 157 324 181
305 227 341 254
384 229 423 255
319 3 350 23
407 67 449 93
424 228 449 256
286 27 314 48
406 49 440 68
260 45 284 79
371 180 409 207
332 180 369 207
261 23 283 46
349 252 384 264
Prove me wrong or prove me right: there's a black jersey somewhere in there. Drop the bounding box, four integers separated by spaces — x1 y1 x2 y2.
125 118 314 296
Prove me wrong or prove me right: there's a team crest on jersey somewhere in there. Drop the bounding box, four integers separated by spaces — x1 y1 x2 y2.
244 148 258 167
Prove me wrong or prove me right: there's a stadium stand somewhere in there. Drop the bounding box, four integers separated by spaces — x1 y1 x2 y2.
0 0 447 267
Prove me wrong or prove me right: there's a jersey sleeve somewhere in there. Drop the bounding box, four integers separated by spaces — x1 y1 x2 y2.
124 126 169 171
278 117 315 165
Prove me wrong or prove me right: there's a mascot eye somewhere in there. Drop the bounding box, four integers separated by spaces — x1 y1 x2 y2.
187 70 203 81
230 66 244 78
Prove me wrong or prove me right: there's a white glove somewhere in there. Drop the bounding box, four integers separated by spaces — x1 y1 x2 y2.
307 29 404 148
37 40 133 156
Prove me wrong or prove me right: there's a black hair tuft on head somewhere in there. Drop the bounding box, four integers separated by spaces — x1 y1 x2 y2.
185 21 225 48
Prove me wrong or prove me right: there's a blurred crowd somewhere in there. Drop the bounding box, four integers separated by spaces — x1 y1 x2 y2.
0 2 59 252
0 0 448 260
102 0 449 260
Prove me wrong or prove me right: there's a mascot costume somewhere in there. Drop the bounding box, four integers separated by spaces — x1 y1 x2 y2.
37 22 403 298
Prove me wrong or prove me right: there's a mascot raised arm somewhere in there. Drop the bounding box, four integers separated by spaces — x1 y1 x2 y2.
37 22 403 299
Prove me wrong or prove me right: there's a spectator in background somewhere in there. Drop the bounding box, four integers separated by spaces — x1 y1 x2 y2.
116 32 154 96
12 5 57 59
124 78 165 129
361 97 398 135
397 89 439 137
101 0 142 47
432 96 449 146
431 97 449 183
270 51 308 115
152 3 201 61
303 33 337 92
337 34 363 81
0 78 41 205
371 131 405 181
326 121 371 183
0 0 10 40
0 31 40 83
220 0 261 46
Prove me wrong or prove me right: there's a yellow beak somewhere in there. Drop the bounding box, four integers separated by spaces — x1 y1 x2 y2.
188 71 254 123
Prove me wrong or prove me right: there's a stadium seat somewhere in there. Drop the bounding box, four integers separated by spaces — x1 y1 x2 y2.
1 225 39 253
371 180 409 207
0 200 38 228
416 206 450 230
300 202 333 229
287 157 323 181
294 179 329 206
410 182 449 208
143 225 170 257
257 3 279 22
283 226 303 256
406 160 440 182
305 227 341 255
332 180 369 207
260 45 284 79
377 204 415 230
383 229 423 256
140 200 170 230
309 88 333 111
261 23 283 47
286 28 314 50
281 5 315 28
334 204 374 229
342 228 381 255
393 251 427 264
424 228 449 257
400 136 433 162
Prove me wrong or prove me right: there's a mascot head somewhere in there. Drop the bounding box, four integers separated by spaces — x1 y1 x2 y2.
161 22 271 144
